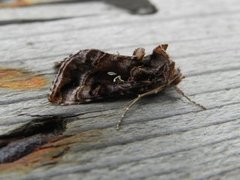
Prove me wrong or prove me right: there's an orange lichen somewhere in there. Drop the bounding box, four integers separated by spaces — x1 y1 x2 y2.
0 68 48 90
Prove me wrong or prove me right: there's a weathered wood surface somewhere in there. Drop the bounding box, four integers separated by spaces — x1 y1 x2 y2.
0 0 240 179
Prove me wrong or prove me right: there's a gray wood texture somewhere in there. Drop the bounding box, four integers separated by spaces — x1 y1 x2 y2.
0 0 240 179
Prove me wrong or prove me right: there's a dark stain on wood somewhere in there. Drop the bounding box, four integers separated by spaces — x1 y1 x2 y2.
0 112 103 165
0 142 69 172
0 134 50 163
0 128 103 172
0 115 67 164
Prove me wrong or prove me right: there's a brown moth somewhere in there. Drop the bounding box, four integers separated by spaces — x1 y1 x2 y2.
49 45 205 129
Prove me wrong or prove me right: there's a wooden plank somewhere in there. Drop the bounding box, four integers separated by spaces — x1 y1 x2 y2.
0 0 239 28
0 2 110 22
0 69 240 135
0 0 240 179
0 0 240 40
0 3 239 135
0 0 158 21
1 12 240 62
3 101 240 179
0 36 238 80
1 39 240 113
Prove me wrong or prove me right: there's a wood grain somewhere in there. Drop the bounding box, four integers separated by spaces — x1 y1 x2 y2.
0 0 240 179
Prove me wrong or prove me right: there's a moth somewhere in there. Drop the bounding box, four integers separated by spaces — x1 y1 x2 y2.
49 45 206 129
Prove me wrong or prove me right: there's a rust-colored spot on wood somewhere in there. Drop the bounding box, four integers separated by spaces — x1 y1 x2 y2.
43 130 103 148
0 0 31 8
0 129 102 173
0 134 69 172
17 145 69 165
0 145 68 173
0 68 48 90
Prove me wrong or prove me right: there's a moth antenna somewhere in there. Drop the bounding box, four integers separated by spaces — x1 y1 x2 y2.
116 95 141 130
116 85 166 130
174 86 207 110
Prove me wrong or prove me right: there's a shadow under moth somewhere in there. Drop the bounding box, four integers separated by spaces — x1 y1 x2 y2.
48 44 206 129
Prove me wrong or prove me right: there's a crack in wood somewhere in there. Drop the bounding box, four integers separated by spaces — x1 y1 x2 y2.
0 109 109 164
0 17 75 26
0 13 100 26
0 115 68 164
0 115 68 139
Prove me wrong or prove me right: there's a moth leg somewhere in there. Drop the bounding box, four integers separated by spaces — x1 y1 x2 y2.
174 86 207 110
116 85 166 130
